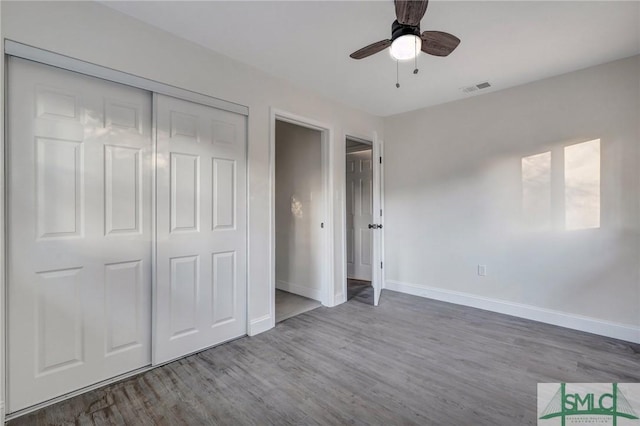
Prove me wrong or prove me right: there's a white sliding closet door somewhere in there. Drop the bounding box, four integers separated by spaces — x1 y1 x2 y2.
154 94 247 364
7 57 152 412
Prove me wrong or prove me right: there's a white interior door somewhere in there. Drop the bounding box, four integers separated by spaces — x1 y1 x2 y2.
154 94 247 365
346 149 373 281
7 57 152 412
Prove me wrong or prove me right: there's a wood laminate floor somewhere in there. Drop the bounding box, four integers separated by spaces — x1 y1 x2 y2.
9 289 640 425
347 278 372 303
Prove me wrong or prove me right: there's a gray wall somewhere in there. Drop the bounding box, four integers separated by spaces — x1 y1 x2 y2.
384 56 640 332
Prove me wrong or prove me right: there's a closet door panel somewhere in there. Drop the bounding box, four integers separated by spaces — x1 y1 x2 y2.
154 94 247 364
7 57 152 413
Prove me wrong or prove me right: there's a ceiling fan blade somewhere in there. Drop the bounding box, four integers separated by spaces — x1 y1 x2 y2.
421 31 460 57
395 0 429 26
350 39 392 59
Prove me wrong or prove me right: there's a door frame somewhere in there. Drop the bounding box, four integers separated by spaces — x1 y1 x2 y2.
341 132 384 305
1 40 250 420
1 36 6 423
268 108 334 328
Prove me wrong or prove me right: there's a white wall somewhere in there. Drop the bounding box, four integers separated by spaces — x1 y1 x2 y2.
384 55 640 341
1 1 383 338
275 121 324 301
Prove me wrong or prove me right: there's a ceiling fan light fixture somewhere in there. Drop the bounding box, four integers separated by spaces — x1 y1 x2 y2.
390 34 421 61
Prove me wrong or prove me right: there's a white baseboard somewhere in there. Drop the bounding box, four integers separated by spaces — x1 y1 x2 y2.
248 314 272 336
276 280 323 302
385 280 640 344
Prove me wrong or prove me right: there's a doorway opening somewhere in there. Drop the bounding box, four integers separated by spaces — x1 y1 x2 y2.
345 137 374 305
274 119 325 322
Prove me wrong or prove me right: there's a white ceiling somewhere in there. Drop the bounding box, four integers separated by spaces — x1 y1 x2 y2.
102 1 640 117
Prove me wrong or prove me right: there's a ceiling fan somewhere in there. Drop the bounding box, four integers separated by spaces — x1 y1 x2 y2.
350 0 460 63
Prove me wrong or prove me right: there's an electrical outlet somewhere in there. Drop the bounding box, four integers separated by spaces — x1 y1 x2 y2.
478 265 487 276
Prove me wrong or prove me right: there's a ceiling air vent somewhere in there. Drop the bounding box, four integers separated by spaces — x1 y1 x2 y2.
461 81 491 94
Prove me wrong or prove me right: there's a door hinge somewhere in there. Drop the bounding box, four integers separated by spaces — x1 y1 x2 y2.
380 262 383 269
379 156 382 164
321 222 324 228
380 209 382 217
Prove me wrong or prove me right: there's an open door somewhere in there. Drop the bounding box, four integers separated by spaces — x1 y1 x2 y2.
345 136 384 306
371 139 384 306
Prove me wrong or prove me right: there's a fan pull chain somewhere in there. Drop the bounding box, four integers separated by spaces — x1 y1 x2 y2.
414 37 419 74
396 60 400 88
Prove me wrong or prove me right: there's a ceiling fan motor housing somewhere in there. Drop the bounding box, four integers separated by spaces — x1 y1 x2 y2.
391 19 420 41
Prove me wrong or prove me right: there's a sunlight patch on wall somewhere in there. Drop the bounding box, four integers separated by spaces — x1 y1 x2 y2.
564 139 600 230
521 139 600 231
291 196 303 218
522 151 551 231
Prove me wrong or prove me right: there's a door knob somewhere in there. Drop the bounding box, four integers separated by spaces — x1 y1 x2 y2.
368 224 383 229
